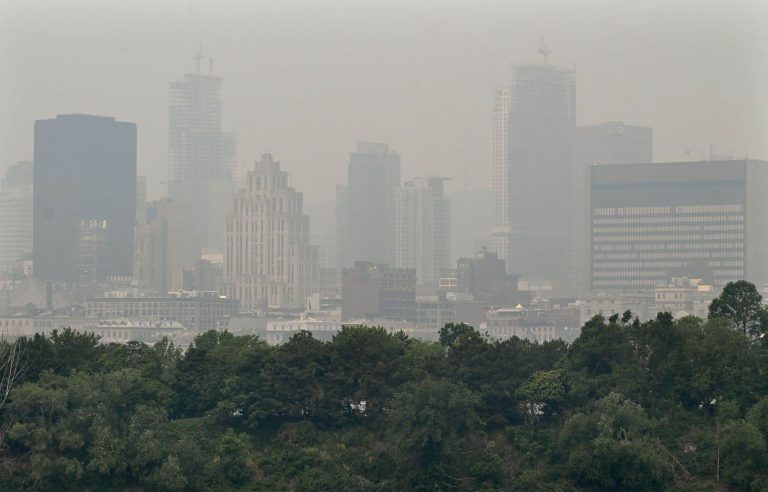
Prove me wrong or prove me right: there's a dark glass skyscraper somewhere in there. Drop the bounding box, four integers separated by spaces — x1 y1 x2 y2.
33 114 137 281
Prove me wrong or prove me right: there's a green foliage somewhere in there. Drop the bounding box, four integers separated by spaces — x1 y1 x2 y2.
709 280 768 336
2 290 768 490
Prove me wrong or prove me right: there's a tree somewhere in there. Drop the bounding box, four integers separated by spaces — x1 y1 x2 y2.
517 370 565 436
388 378 484 490
709 280 767 337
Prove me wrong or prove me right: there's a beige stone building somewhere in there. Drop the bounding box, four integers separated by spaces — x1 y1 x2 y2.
223 154 318 312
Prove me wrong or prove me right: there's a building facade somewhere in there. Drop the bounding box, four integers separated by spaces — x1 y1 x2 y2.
167 69 235 250
85 291 239 332
491 64 576 296
341 261 416 321
591 160 768 292
133 199 201 294
0 162 33 275
574 122 653 294
223 154 318 312
33 114 136 281
395 177 451 286
336 142 401 269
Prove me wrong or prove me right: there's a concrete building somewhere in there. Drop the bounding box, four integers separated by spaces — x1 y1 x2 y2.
85 291 239 332
167 68 235 250
0 162 33 275
451 247 526 305
341 261 416 321
591 160 768 292
0 316 184 344
577 292 656 326
336 142 401 269
574 122 653 295
485 304 581 343
395 177 451 286
223 154 318 312
492 64 576 296
133 199 201 294
33 114 136 281
651 278 715 320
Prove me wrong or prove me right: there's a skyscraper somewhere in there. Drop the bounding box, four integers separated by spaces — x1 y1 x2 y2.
223 154 318 312
33 114 136 281
0 161 33 275
395 177 451 286
574 121 653 294
336 142 401 269
491 64 576 296
590 160 768 291
133 199 200 294
168 67 235 251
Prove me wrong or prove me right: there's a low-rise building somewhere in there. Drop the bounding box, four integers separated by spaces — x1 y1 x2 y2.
485 304 581 343
85 291 239 332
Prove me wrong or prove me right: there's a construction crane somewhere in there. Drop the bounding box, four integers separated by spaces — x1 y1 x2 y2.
538 37 552 64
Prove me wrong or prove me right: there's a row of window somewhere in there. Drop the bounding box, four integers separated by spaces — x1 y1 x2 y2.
594 204 743 216
594 243 744 251
594 260 744 269
594 251 744 260
594 234 744 242
593 224 743 234
593 214 743 225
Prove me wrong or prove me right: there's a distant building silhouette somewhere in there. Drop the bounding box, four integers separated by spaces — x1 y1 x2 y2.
491 64 576 296
133 199 201 294
590 160 768 291
33 114 136 281
336 142 401 269
223 154 318 312
167 69 235 251
0 161 33 275
395 177 451 286
574 122 653 294
341 261 416 321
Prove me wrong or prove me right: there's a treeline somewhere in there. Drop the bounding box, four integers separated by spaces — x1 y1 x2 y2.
0 281 767 490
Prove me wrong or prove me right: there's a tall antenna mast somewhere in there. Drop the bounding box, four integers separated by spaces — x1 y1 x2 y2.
538 37 552 64
187 0 203 72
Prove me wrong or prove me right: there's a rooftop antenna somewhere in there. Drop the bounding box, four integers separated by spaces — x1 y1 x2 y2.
187 0 204 72
194 43 204 73
538 37 552 64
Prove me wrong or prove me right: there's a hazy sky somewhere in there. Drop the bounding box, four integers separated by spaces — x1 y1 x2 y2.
1 0 767 202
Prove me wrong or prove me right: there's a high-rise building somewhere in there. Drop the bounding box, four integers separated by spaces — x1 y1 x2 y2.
33 114 136 281
336 142 401 269
590 160 768 292
223 154 318 312
0 161 33 275
491 64 576 296
395 177 451 286
167 68 235 251
133 199 201 294
574 122 653 294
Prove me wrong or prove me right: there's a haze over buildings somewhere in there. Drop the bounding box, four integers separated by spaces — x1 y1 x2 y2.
33 114 136 282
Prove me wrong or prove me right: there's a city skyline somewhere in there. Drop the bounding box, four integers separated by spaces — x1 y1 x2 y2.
1 0 766 204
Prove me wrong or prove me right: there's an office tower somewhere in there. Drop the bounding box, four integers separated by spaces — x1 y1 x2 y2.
590 160 768 292
336 142 401 269
491 64 576 296
223 154 318 312
395 177 451 286
574 122 653 294
0 161 33 275
341 261 416 321
167 67 235 251
33 114 136 281
133 199 201 294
